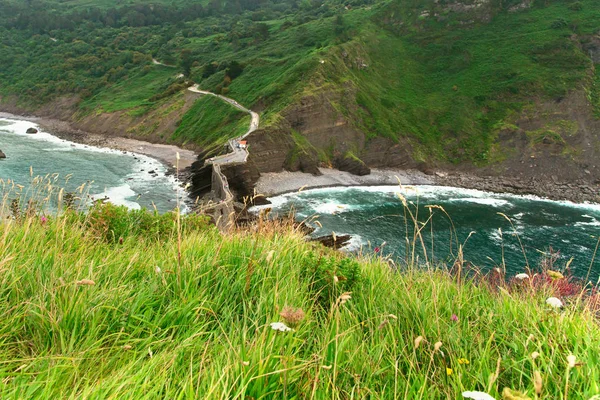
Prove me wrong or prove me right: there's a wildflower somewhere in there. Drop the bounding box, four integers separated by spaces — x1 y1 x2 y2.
567 354 576 368
374 247 380 253
414 336 424 349
270 322 293 332
155 266 162 274
279 306 305 327
451 314 459 322
531 351 540 360
76 279 95 286
40 215 48 225
546 297 563 308
533 371 543 395
446 368 453 376
462 391 496 400
515 273 530 280
547 270 564 280
458 358 470 365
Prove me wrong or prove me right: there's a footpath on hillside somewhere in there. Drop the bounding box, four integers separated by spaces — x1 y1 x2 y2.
188 85 260 229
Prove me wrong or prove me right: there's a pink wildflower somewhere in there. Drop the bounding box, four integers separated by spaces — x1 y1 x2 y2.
40 216 48 225
451 314 459 322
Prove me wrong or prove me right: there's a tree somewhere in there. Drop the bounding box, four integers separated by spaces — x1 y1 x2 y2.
252 22 269 42
179 49 194 77
225 61 244 79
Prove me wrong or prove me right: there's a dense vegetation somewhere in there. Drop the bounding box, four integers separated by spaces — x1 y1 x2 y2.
0 0 598 160
1 201 600 397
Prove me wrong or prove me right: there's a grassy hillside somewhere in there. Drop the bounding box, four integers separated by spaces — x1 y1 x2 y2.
1 204 600 398
1 0 598 161
172 95 251 149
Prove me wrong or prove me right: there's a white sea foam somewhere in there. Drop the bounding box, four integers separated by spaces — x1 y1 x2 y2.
91 184 141 210
573 217 600 227
448 197 511 207
263 184 600 212
340 234 366 252
313 202 350 214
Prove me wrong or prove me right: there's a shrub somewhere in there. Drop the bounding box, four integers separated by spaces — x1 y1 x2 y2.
83 202 210 243
301 253 362 310
568 1 583 11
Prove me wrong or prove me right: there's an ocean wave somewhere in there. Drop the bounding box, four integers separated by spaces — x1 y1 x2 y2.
340 234 365 252
91 184 141 210
573 217 600 227
312 202 350 215
447 197 512 207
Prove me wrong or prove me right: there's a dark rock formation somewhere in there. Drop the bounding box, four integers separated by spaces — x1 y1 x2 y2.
0 150 5 159
311 234 352 250
285 153 321 175
26 127 38 134
334 155 370 176
222 160 262 202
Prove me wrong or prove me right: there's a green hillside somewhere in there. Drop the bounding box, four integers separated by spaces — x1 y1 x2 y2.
0 0 598 162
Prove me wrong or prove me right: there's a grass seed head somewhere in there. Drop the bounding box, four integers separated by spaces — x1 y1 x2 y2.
414 336 424 349
534 371 543 395
76 279 95 286
279 306 305 327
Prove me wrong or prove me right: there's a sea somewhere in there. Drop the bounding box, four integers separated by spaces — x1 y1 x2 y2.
252 185 600 282
0 117 184 213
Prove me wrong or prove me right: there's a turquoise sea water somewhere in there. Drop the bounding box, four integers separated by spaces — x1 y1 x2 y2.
256 186 600 281
0 118 183 213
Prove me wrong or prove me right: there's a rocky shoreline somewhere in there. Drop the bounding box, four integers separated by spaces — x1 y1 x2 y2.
255 167 600 205
439 172 600 205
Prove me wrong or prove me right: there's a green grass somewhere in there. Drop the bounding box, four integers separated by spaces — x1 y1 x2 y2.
1 203 600 398
171 94 251 149
591 67 600 119
79 66 181 115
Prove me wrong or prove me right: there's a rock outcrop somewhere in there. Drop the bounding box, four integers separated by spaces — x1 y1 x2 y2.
333 155 370 176
26 127 38 134
0 150 6 159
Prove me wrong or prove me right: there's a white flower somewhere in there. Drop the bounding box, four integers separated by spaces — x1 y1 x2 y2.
462 391 496 400
270 322 293 332
567 354 577 368
546 297 564 308
515 273 530 280
155 266 162 273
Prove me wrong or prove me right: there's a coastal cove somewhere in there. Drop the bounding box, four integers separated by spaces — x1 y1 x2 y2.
0 116 191 213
